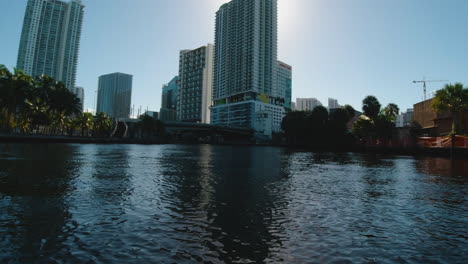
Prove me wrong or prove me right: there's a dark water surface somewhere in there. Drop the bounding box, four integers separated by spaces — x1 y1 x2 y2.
0 144 467 263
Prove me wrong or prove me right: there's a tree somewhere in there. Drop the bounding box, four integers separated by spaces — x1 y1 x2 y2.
352 116 374 140
383 103 400 121
138 114 165 139
93 112 113 137
281 111 308 146
0 67 34 130
75 112 93 137
343 104 356 120
362 96 381 120
431 83 468 134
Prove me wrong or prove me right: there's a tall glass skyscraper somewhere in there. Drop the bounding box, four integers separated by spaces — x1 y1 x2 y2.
17 0 84 90
211 0 286 135
97 73 133 119
160 76 179 122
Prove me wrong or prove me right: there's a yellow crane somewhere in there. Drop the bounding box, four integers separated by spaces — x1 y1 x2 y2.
413 78 448 101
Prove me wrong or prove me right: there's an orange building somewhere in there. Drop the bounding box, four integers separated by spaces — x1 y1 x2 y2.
413 99 468 136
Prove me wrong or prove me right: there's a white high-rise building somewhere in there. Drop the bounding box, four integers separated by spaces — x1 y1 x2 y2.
211 0 285 136
177 44 214 124
17 0 84 90
328 98 341 110
296 98 323 111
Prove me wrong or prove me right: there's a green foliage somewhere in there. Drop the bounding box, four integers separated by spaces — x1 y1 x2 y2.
352 117 373 138
0 65 82 134
353 96 397 143
431 83 468 134
93 112 113 137
74 112 94 137
383 103 399 121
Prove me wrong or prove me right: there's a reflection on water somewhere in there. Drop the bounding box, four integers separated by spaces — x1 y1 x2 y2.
0 144 467 263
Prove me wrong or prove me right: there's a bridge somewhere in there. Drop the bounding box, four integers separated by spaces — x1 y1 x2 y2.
114 119 254 143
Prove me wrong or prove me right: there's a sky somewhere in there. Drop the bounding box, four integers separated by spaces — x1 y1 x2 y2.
1 0 467 113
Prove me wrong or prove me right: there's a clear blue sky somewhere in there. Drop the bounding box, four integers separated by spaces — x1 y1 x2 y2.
1 0 467 113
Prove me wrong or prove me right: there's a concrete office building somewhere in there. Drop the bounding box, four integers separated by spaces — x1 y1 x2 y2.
17 0 84 90
211 0 285 136
277 61 292 111
177 44 214 124
96 73 133 119
160 76 179 122
296 98 322 111
328 98 341 110
73 86 84 111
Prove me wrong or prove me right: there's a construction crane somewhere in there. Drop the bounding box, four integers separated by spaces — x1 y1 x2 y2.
413 79 448 101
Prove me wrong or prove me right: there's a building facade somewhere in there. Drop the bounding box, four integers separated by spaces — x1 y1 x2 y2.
73 86 84 111
296 98 322 111
277 61 292 111
177 44 214 124
17 0 84 90
96 73 133 119
160 76 179 122
211 0 285 135
414 99 468 136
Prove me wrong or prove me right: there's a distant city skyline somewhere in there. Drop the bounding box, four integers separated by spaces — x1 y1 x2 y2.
1 0 467 112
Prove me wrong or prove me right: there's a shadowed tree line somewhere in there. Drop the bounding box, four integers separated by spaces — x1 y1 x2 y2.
0 65 113 137
280 96 402 148
281 105 356 147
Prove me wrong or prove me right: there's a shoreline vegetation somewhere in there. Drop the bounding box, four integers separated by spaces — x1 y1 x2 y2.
1 65 467 158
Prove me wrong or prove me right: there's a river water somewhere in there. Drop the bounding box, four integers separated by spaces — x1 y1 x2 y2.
0 144 466 263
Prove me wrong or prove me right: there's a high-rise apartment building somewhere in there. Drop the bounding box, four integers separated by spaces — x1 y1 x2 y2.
160 76 179 122
177 44 214 124
73 86 84 111
296 98 322 111
328 98 341 110
96 73 133 119
211 0 285 135
17 0 84 90
277 61 292 111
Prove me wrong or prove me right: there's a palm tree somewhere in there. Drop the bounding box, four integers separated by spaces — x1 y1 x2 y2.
24 97 51 133
383 103 400 121
75 112 93 137
93 112 113 137
362 96 381 120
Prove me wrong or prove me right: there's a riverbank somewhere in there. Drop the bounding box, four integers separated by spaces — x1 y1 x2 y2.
0 133 167 145
2 133 467 158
